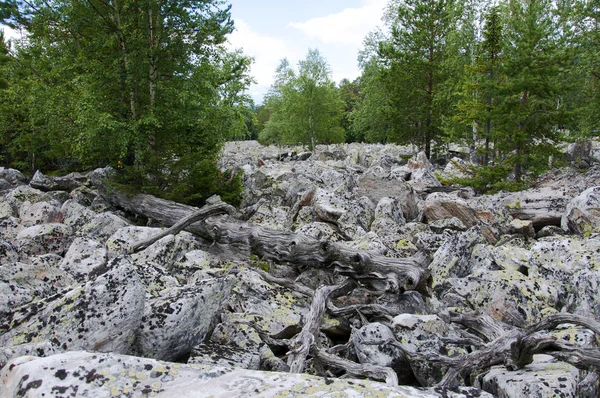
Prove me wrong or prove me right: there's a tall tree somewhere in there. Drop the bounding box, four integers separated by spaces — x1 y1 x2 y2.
0 0 251 205
495 0 568 181
377 0 463 158
260 50 345 150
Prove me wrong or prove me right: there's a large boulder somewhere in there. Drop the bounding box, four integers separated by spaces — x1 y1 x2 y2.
561 186 600 234
0 256 145 367
18 201 63 228
60 237 107 282
14 223 73 256
0 351 493 397
134 277 233 361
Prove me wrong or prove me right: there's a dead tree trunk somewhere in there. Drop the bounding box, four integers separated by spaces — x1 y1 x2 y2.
97 190 430 295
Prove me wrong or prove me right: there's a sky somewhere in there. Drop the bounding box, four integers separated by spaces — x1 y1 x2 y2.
227 0 388 103
1 0 389 104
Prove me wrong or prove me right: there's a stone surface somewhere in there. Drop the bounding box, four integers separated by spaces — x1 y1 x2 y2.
562 186 600 234
134 277 233 361
478 355 582 398
0 351 493 397
60 237 107 282
14 223 73 256
0 257 145 367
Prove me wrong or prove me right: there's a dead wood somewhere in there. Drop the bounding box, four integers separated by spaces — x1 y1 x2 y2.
97 189 430 294
287 280 355 373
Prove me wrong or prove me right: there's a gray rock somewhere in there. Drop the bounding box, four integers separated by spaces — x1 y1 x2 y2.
188 342 261 369
392 314 468 386
0 167 27 185
131 232 200 272
0 257 145 367
14 223 73 256
61 199 96 231
509 218 536 237
0 351 493 398
0 255 73 317
18 201 63 228
4 185 47 209
0 200 16 220
429 228 486 289
562 186 600 234
79 212 131 242
135 277 233 361
428 217 467 233
61 237 107 282
477 355 581 398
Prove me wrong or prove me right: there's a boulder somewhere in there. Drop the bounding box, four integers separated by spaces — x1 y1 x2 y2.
78 212 131 242
0 167 27 186
14 223 73 256
60 237 107 282
440 269 558 326
29 170 87 192
134 277 233 361
0 255 73 319
60 199 96 231
131 232 200 271
0 256 145 367
392 314 468 387
0 351 493 397
18 201 63 228
188 342 261 369
352 322 415 384
477 355 583 398
561 186 600 234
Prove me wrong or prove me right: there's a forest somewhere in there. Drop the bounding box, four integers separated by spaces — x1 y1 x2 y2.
0 0 599 204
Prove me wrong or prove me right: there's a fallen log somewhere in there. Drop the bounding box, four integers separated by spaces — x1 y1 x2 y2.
97 189 430 294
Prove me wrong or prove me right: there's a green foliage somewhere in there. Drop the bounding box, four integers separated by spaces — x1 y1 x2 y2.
260 50 345 150
440 162 530 193
1 0 251 206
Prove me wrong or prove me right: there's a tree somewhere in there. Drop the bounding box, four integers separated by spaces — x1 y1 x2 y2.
338 78 361 142
375 0 464 158
452 4 504 165
0 0 251 206
494 0 568 181
260 50 345 151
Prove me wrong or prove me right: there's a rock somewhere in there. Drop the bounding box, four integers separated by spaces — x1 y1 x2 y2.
14 223 73 256
0 257 145 367
60 199 96 231
0 167 27 186
18 201 63 228
469 244 530 274
441 269 558 326
0 239 19 265
188 342 261 369
371 197 406 245
4 186 47 209
561 186 600 234
29 170 87 192
429 228 486 288
0 255 73 319
134 277 233 361
529 237 600 310
0 351 493 398
222 268 309 338
428 217 467 233
352 322 415 384
78 212 131 242
0 200 16 220
0 179 11 191
477 355 582 398
509 218 536 237
131 232 200 272
60 237 107 282
424 192 480 229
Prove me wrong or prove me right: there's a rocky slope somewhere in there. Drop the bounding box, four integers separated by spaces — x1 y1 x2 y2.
1 141 600 397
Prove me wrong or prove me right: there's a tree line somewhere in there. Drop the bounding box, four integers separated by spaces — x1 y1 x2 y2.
253 0 599 191
1 0 599 202
0 0 251 205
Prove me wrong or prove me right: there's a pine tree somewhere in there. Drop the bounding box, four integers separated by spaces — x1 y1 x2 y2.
495 0 568 181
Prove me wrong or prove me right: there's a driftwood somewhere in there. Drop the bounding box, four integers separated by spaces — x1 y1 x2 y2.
98 190 430 294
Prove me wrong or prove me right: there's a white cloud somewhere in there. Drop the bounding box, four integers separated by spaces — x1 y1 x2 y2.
228 19 300 89
287 0 387 47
